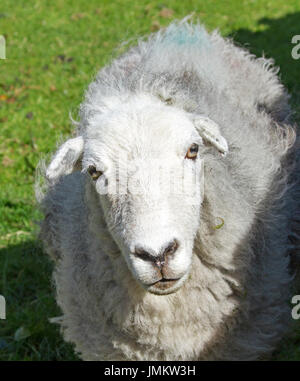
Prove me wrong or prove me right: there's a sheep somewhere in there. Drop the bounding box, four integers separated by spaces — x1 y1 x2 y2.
36 19 300 361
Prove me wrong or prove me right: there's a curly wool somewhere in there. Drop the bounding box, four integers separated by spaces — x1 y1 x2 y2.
37 20 300 360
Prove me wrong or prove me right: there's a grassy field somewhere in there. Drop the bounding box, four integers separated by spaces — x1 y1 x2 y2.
0 0 300 360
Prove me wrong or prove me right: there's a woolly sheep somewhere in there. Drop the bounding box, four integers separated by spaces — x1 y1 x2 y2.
36 20 300 360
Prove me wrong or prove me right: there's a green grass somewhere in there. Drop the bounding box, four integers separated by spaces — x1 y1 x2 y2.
0 0 300 360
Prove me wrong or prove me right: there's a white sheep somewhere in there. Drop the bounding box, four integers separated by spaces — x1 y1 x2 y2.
36 19 300 360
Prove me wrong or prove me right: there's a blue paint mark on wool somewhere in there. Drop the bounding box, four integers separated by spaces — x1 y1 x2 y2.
162 24 210 48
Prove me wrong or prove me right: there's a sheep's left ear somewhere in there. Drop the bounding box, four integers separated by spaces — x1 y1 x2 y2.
193 116 228 156
46 136 84 182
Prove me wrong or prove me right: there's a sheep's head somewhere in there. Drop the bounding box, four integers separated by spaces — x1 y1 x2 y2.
46 94 228 295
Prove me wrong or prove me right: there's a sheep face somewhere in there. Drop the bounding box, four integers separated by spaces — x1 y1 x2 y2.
46 94 228 295
84 96 204 295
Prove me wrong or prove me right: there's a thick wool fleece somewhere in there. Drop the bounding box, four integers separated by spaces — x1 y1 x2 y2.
37 20 300 360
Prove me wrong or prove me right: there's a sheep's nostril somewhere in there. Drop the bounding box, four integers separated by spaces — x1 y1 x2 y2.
133 247 155 262
162 239 179 258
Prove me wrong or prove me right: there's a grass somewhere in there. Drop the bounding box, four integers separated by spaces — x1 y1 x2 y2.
0 0 300 361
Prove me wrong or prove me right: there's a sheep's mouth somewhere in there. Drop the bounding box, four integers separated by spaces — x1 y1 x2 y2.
148 278 181 291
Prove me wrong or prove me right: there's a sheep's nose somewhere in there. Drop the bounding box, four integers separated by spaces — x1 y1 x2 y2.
133 239 179 269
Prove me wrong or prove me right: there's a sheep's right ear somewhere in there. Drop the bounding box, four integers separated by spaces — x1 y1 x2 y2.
46 136 84 182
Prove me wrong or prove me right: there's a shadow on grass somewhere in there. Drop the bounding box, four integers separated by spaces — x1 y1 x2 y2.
229 12 300 118
0 240 78 360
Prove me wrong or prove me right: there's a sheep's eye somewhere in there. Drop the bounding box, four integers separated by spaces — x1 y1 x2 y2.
87 165 103 180
185 144 199 160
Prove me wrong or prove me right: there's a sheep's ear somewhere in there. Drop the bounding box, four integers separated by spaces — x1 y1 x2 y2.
46 136 84 182
193 116 228 156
